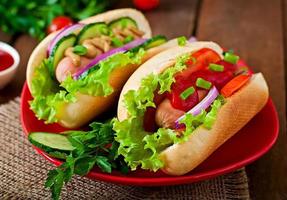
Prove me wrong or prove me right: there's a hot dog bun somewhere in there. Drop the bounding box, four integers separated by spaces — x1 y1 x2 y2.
118 41 224 121
27 9 179 128
160 73 268 175
117 42 269 175
27 9 151 90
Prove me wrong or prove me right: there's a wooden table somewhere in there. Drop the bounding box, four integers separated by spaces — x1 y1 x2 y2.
0 0 286 199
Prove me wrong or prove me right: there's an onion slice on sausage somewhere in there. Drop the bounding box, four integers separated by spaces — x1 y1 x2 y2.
73 38 147 79
176 86 219 123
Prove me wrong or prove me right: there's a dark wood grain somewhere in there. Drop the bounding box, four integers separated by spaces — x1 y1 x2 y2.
114 0 200 39
144 0 199 38
197 0 287 199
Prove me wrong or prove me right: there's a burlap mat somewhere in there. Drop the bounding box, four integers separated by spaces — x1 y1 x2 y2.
0 98 250 200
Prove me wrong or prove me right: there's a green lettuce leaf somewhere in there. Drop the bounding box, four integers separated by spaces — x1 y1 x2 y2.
61 50 145 97
30 59 76 123
123 54 189 117
30 49 145 123
114 54 225 172
114 116 178 171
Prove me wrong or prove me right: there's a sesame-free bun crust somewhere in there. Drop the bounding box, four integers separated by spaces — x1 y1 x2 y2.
160 73 268 175
117 42 269 176
26 9 155 128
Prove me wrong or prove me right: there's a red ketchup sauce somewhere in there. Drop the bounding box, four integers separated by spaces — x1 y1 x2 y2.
168 49 237 112
0 49 14 71
143 48 250 132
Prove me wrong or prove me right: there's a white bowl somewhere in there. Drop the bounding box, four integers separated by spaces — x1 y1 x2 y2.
0 41 20 89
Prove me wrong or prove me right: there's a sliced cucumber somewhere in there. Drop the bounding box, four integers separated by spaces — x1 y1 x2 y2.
28 132 75 159
109 17 137 30
77 22 109 44
143 35 167 49
49 34 77 77
130 35 167 53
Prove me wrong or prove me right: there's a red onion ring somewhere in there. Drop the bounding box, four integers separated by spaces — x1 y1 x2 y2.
73 39 147 79
48 23 84 56
176 86 219 123
188 37 197 43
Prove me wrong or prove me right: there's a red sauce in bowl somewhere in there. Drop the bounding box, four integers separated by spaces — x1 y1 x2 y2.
0 49 14 71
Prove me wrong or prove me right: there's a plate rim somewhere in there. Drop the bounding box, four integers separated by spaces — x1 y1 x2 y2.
20 82 279 186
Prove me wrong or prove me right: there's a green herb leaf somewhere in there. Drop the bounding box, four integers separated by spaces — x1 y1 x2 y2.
124 35 134 44
74 156 97 176
43 119 128 200
111 37 124 47
177 36 187 46
73 45 87 55
95 156 112 173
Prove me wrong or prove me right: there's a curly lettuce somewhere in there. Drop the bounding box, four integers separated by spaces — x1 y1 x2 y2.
114 54 225 172
61 49 145 97
30 59 76 123
30 49 145 124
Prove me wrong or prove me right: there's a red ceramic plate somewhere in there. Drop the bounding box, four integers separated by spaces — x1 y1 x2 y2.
21 82 279 186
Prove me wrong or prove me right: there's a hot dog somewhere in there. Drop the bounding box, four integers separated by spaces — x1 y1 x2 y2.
27 9 179 128
114 41 269 175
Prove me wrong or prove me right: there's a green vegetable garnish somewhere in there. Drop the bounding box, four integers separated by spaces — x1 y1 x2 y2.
224 52 239 64
180 86 195 100
124 35 134 44
208 63 224 72
177 36 187 46
111 37 124 47
73 45 87 55
45 120 128 200
196 78 212 89
30 49 145 124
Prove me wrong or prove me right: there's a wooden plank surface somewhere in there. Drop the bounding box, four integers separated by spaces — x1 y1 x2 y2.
114 0 199 38
197 0 287 199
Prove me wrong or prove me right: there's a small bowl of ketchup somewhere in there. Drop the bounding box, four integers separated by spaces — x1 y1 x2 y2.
0 41 20 89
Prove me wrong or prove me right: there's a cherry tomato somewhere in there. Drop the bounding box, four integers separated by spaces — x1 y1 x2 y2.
177 48 221 80
47 16 73 34
133 0 160 11
168 49 234 111
190 48 222 66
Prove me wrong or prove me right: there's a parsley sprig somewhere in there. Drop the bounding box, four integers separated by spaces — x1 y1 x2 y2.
0 0 114 39
45 120 127 200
